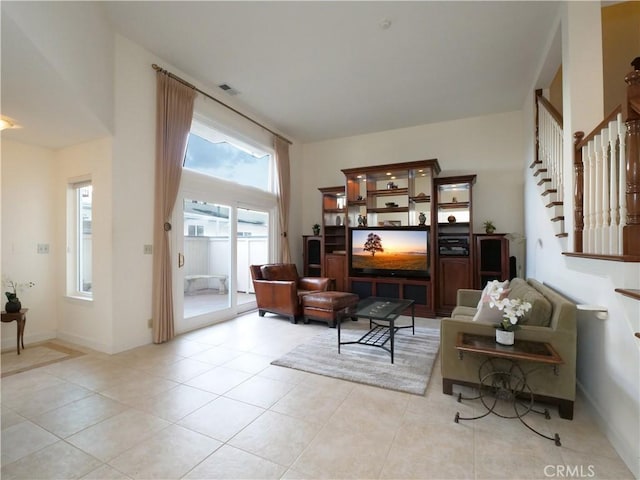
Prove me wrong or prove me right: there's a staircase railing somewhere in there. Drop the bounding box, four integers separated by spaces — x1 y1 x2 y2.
534 90 566 237
573 58 640 258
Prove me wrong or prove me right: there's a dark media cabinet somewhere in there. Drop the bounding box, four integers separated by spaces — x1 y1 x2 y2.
307 160 500 317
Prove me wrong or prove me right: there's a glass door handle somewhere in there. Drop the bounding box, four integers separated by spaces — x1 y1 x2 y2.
178 253 185 268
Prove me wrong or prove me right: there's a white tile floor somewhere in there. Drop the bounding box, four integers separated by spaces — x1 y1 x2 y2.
0 312 634 480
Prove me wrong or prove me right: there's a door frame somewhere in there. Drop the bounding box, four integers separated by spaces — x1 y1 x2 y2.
172 169 278 334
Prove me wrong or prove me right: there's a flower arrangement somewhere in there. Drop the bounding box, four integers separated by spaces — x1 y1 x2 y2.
3 277 35 304
312 223 321 235
486 280 531 332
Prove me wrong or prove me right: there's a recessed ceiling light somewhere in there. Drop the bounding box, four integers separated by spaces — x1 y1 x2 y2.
0 115 20 131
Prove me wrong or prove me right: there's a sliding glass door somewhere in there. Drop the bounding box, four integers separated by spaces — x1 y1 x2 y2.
172 170 275 333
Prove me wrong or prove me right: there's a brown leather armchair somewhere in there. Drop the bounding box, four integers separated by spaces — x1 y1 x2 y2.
249 264 332 323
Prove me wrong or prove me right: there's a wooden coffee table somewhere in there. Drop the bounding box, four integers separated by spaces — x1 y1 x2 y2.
453 332 563 446
337 297 414 364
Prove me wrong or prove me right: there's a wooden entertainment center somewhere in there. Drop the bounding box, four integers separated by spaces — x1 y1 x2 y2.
307 159 494 317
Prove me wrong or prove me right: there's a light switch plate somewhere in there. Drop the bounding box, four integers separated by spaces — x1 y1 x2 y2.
144 244 153 255
37 243 50 254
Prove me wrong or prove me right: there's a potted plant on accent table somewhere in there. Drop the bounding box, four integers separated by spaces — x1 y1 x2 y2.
3 277 35 313
483 220 496 234
312 223 321 236
486 280 532 345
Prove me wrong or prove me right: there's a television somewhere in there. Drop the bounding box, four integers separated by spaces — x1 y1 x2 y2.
349 227 430 279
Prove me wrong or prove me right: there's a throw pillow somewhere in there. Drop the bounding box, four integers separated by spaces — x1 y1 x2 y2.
472 299 504 323
473 279 510 324
507 278 552 327
476 279 510 308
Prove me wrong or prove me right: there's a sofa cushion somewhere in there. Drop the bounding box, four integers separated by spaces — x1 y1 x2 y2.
472 300 504 323
507 278 552 327
261 264 299 282
451 305 479 320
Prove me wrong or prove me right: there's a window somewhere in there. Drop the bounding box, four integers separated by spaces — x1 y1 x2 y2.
183 131 273 192
69 181 92 298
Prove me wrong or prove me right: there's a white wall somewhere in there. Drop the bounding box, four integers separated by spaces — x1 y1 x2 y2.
54 138 114 352
3 1 115 133
1 141 57 348
525 3 639 477
301 111 527 276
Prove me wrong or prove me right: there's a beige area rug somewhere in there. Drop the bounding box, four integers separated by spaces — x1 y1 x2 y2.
272 322 440 395
1 342 86 377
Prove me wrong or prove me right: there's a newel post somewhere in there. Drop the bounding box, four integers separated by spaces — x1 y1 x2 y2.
574 131 585 253
624 58 640 256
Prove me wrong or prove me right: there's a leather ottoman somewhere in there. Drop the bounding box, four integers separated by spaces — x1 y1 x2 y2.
302 291 359 328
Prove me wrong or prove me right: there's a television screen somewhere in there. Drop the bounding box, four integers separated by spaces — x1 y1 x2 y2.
349 227 429 278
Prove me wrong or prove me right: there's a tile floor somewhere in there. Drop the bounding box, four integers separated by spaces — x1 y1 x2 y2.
1 312 634 480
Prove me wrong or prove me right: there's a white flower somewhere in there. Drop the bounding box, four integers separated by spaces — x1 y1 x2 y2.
485 280 532 332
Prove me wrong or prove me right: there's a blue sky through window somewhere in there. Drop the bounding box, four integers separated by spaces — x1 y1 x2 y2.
184 133 270 191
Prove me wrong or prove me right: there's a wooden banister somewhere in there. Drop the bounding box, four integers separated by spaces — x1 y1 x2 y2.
536 90 563 126
573 131 584 252
575 106 623 150
623 58 640 256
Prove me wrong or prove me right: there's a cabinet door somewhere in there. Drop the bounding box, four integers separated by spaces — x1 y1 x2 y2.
325 253 346 291
474 235 509 289
438 257 472 314
303 236 322 277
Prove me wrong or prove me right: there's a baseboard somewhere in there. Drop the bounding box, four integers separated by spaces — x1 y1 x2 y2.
56 331 114 354
1 331 56 352
576 379 639 479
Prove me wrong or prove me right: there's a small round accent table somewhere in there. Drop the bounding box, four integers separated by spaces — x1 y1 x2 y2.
1 308 28 354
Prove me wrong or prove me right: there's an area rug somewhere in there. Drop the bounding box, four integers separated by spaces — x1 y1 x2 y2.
1 342 86 377
271 323 440 395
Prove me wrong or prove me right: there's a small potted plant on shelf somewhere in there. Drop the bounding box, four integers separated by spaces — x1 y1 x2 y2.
483 220 496 234
312 223 321 236
486 281 532 345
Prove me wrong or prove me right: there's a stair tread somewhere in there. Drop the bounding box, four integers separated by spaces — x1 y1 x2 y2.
541 189 558 196
529 160 543 169
546 201 563 207
556 233 569 238
537 178 552 186
551 216 565 222
533 168 548 177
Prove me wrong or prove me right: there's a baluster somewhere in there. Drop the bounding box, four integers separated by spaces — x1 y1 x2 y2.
617 113 627 254
584 142 593 252
557 121 564 203
608 118 619 254
601 128 611 254
594 134 604 253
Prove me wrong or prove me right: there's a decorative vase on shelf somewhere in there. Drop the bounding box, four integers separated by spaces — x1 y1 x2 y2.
335 216 342 226
418 212 426 226
447 215 456 223
495 329 515 346
5 299 21 313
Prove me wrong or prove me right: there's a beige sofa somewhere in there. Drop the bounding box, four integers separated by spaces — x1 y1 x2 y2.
440 278 577 419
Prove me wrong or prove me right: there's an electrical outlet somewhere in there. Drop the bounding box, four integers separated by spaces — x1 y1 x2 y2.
148 318 153 328
37 243 50 254
144 244 153 255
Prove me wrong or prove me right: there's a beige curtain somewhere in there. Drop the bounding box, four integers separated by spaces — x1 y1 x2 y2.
274 136 292 263
152 72 196 343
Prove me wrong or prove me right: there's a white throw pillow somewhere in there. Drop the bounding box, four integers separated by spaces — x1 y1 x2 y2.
476 280 510 308
473 280 510 323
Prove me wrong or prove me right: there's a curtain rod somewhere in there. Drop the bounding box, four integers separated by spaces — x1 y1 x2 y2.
152 63 292 145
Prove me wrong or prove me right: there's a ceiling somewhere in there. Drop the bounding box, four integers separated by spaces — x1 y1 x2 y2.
1 1 561 148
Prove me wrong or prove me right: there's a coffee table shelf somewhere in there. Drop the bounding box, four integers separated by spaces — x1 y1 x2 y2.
337 297 414 364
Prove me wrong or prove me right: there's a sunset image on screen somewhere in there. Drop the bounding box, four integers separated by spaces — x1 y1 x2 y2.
351 230 428 271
